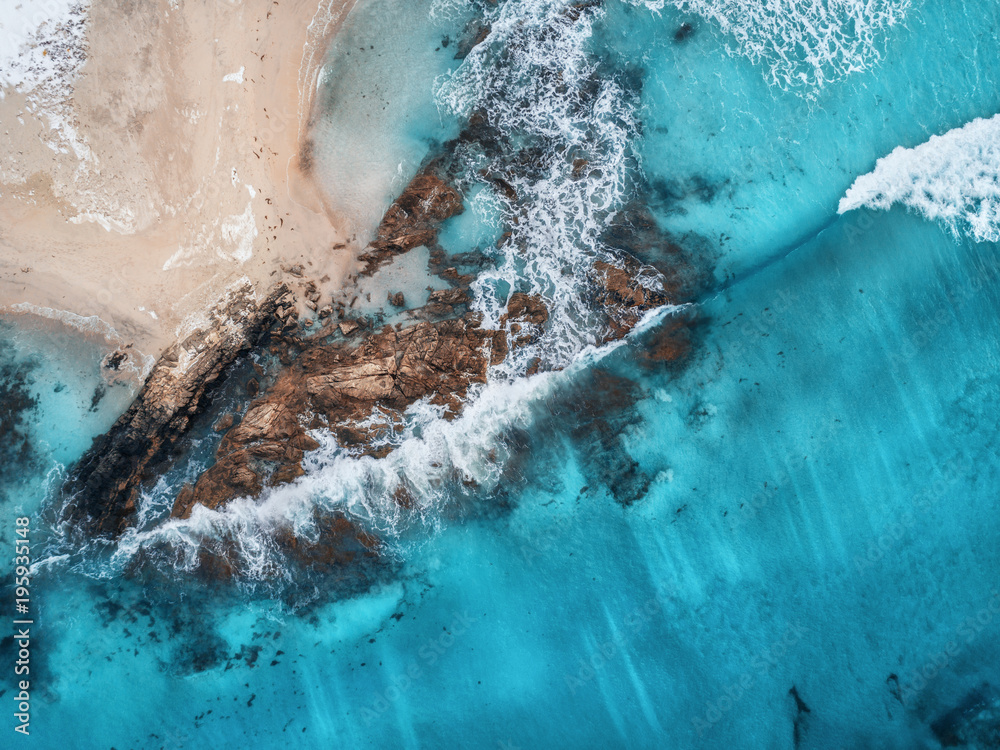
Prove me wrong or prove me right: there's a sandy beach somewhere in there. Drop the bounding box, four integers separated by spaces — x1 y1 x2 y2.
0 0 360 360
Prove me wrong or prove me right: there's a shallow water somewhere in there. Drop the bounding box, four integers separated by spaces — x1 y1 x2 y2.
5 0 1000 747
308 0 475 238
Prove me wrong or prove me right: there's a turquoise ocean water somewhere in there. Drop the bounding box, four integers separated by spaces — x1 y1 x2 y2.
5 0 1000 747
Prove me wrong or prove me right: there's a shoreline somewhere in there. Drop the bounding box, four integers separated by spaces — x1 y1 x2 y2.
23 0 701 572
0 0 361 359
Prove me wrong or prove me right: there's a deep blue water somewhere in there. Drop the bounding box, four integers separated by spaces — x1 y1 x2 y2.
5 0 1000 747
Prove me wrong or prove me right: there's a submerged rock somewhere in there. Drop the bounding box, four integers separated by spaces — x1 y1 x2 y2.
561 368 652 507
674 22 695 42
642 311 696 367
930 684 1000 749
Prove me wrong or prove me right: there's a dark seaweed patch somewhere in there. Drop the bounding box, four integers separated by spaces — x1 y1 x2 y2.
674 22 695 42
89 383 107 411
930 683 1000 748
649 174 729 214
0 339 40 499
551 367 651 506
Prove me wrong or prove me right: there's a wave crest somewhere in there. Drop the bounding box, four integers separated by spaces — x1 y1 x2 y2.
839 114 1000 243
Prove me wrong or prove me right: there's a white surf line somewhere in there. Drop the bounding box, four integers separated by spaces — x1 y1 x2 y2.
839 113 1000 243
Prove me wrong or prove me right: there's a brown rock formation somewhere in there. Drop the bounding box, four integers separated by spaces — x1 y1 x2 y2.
63 282 290 538
62 122 697 587
358 169 464 275
175 313 505 518
500 292 549 347
590 256 671 342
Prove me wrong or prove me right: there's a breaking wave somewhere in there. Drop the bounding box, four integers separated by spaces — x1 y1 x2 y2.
839 113 1000 243
85 307 673 583
671 0 910 93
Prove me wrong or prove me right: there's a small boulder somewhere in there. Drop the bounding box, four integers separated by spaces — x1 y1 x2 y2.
213 413 235 432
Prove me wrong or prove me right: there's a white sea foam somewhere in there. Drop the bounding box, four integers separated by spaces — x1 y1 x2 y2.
437 0 654 373
219 201 258 263
162 197 258 270
839 114 1000 243
67 208 136 234
666 0 909 93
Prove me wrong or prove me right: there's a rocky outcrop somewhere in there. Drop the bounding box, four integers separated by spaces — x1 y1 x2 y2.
500 292 549 347
66 161 689 541
592 257 667 314
63 100 701 585
63 282 290 538
174 313 505 518
588 255 674 342
358 169 464 275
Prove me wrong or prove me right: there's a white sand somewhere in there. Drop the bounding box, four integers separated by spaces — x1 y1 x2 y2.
0 0 363 357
